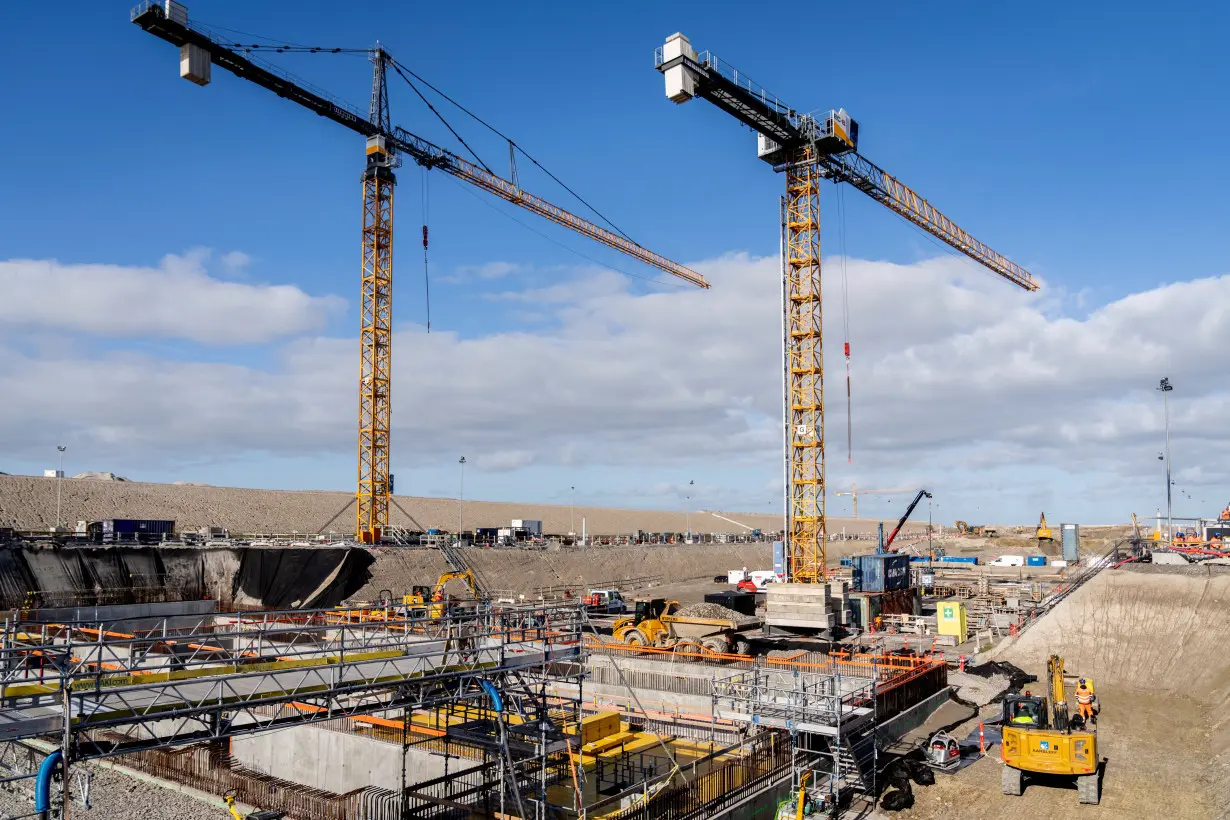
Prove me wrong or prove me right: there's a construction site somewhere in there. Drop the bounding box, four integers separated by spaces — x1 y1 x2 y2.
2 3 1227 820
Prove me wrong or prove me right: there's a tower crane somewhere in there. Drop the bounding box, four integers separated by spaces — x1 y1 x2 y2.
833 484 913 518
132 4 709 544
656 34 1037 583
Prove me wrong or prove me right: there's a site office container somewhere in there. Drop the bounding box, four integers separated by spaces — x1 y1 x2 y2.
939 555 979 565
1026 555 1047 567
849 553 911 592
90 519 175 544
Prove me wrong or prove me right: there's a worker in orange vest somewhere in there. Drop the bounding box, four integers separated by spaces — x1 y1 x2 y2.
1221 504 1230 521
1074 678 1096 724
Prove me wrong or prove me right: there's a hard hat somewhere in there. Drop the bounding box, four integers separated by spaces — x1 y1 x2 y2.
1079 678 1086 684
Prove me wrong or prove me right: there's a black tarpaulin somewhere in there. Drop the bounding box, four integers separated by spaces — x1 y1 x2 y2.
233 548 374 609
0 548 37 608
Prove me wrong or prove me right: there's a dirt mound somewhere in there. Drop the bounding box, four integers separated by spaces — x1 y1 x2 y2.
351 543 777 602
1001 567 1230 701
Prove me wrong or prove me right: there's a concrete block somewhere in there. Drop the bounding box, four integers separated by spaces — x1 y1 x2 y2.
765 613 837 629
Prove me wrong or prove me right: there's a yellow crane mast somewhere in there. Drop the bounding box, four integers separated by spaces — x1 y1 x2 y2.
133 5 709 543
656 34 1037 581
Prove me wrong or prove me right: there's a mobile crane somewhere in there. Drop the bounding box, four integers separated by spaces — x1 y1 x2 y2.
1000 654 1099 804
882 489 932 552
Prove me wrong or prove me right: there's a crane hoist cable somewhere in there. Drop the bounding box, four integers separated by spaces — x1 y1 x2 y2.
422 166 431 332
836 184 853 463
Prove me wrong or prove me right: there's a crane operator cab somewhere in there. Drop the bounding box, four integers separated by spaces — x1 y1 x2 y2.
1005 692 1045 728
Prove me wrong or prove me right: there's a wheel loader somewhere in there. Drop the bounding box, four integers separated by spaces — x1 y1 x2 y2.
1000 654 1099 805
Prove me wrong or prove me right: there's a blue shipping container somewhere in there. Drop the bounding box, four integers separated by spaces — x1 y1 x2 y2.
939 556 979 565
1027 555 1047 567
850 554 911 592
840 557 853 567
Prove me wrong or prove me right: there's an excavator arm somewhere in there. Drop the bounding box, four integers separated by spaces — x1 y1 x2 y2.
1048 654 1069 731
432 570 483 602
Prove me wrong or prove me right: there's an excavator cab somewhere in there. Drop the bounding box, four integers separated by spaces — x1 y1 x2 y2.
1003 694 1047 728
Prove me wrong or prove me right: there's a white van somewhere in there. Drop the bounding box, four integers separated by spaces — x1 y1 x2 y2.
987 555 1025 567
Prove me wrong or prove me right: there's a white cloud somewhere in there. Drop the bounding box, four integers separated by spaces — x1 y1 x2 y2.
442 261 523 283
0 251 344 344
2 251 1228 520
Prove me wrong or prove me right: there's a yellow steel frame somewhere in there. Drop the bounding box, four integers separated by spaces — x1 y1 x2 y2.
357 160 395 543
784 149 825 582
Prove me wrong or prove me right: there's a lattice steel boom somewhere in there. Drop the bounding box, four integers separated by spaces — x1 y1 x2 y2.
132 4 708 542
656 33 1035 582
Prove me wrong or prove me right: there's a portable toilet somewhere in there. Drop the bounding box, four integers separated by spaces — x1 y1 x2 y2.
937 600 968 644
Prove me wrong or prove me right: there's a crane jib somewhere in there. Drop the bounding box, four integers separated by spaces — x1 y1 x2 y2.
131 4 709 290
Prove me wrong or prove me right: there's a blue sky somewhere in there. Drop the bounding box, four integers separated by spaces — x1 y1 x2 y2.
2 1 1228 524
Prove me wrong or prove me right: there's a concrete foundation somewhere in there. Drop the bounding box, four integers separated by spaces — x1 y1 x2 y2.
232 723 478 793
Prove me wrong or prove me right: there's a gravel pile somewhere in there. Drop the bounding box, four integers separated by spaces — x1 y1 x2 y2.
0 763 217 820
675 602 741 620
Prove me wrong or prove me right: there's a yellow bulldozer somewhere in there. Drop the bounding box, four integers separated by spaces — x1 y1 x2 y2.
1000 654 1099 805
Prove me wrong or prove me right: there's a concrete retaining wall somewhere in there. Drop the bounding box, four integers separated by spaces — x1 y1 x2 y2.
231 724 476 793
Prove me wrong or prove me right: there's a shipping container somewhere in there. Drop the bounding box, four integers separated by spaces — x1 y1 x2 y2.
1026 555 1047 567
704 591 757 618
89 519 174 544
849 553 910 592
511 519 543 537
939 555 979 565
847 587 920 628
840 557 853 567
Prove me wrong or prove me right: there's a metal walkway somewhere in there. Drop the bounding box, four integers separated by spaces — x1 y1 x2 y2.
0 600 583 763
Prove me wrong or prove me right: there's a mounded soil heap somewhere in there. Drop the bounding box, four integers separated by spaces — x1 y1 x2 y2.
893 565 1230 819
0 474 805 537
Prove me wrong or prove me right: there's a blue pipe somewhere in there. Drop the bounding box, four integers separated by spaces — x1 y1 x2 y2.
34 750 62 815
479 679 503 713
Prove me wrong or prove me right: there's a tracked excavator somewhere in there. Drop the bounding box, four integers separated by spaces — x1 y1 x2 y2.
1035 513 1054 542
400 569 484 618
1000 654 1099 805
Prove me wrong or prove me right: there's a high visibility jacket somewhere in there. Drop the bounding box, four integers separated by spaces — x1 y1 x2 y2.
1075 687 1094 705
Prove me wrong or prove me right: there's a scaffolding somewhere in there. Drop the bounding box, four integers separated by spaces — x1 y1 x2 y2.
712 663 878 811
0 600 585 779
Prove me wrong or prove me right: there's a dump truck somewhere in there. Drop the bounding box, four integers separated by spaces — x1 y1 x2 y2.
1001 654 1099 804
613 598 756 655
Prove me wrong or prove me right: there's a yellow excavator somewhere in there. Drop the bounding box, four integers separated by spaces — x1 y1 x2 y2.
401 569 484 618
1000 654 1099 804
1036 513 1054 542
